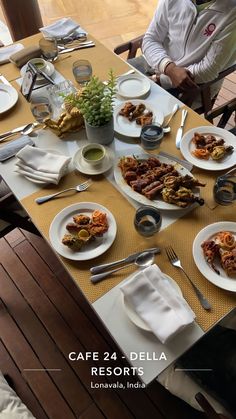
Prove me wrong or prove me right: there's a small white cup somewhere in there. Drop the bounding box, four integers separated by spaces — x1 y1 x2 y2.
81 143 106 166
28 57 47 72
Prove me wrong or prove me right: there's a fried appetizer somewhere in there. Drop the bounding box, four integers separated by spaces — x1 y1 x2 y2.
62 234 83 250
191 132 234 161
215 231 236 250
73 214 90 225
118 156 205 207
220 248 236 276
118 101 154 126
201 239 220 274
201 231 236 276
62 210 109 251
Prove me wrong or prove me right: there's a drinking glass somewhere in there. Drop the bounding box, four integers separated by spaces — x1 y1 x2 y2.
39 37 58 62
134 205 162 237
72 59 92 85
30 96 52 123
213 167 236 205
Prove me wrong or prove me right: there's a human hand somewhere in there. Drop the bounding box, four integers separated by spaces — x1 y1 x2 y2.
150 74 161 85
165 63 198 90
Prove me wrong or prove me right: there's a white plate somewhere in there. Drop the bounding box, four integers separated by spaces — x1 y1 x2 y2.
114 153 200 210
0 84 18 114
20 62 55 84
180 126 236 171
49 202 117 261
122 274 182 331
114 100 164 138
116 74 151 99
193 221 236 292
73 146 115 175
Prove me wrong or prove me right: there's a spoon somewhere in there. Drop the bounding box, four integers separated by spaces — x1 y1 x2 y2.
90 251 154 284
0 123 37 143
162 104 179 133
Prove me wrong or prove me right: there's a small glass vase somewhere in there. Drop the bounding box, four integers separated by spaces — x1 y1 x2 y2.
84 117 114 145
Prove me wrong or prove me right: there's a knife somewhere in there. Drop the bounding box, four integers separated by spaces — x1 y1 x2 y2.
90 247 161 274
175 109 188 149
0 124 31 139
59 43 95 54
0 74 11 86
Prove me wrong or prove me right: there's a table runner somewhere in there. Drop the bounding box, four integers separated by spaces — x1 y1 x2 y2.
21 132 236 331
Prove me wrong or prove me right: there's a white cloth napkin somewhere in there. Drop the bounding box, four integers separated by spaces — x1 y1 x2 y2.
0 43 24 64
15 145 71 184
120 264 195 344
39 18 86 39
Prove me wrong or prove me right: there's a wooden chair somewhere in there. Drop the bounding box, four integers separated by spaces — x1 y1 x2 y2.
205 97 236 131
195 393 229 419
114 35 236 118
0 176 40 237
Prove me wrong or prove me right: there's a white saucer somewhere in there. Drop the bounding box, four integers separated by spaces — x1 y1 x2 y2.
116 74 151 99
73 146 115 175
21 61 55 84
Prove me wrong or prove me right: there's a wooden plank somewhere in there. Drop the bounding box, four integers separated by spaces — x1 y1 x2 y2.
0 340 49 419
79 403 105 419
0 297 76 419
0 237 134 419
18 232 165 419
0 243 91 414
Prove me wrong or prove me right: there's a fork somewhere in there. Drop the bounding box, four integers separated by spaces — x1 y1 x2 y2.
165 246 211 311
35 179 92 204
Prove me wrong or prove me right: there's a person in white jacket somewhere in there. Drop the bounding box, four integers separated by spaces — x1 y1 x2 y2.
132 0 236 101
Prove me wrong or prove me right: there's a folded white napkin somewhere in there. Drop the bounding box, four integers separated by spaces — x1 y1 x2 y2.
15 145 71 184
0 43 24 64
120 264 195 343
39 18 85 39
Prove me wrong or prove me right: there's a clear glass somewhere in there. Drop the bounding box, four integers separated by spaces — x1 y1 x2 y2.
39 37 58 62
134 205 162 237
213 168 236 205
140 124 164 150
72 59 92 85
30 96 52 123
47 79 77 118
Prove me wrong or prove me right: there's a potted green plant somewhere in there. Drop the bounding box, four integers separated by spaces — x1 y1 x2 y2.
64 70 116 144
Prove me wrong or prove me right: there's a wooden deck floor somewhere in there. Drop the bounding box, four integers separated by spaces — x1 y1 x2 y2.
0 228 204 419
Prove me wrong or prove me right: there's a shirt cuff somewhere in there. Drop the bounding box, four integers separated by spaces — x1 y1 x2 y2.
159 57 173 74
160 74 173 89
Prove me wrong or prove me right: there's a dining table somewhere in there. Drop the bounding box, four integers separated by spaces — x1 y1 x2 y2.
0 32 236 386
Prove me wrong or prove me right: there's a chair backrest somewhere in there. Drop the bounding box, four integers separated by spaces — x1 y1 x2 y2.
205 97 236 129
114 35 144 59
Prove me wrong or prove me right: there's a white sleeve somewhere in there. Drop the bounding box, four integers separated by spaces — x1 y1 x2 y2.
187 21 236 83
142 0 172 72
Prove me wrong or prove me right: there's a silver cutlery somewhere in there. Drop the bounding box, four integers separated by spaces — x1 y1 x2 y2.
0 73 11 86
0 122 38 143
162 103 179 129
0 122 40 141
35 179 92 204
91 251 154 283
175 109 188 149
59 43 95 54
90 246 161 274
158 151 193 171
165 246 211 311
58 41 94 50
